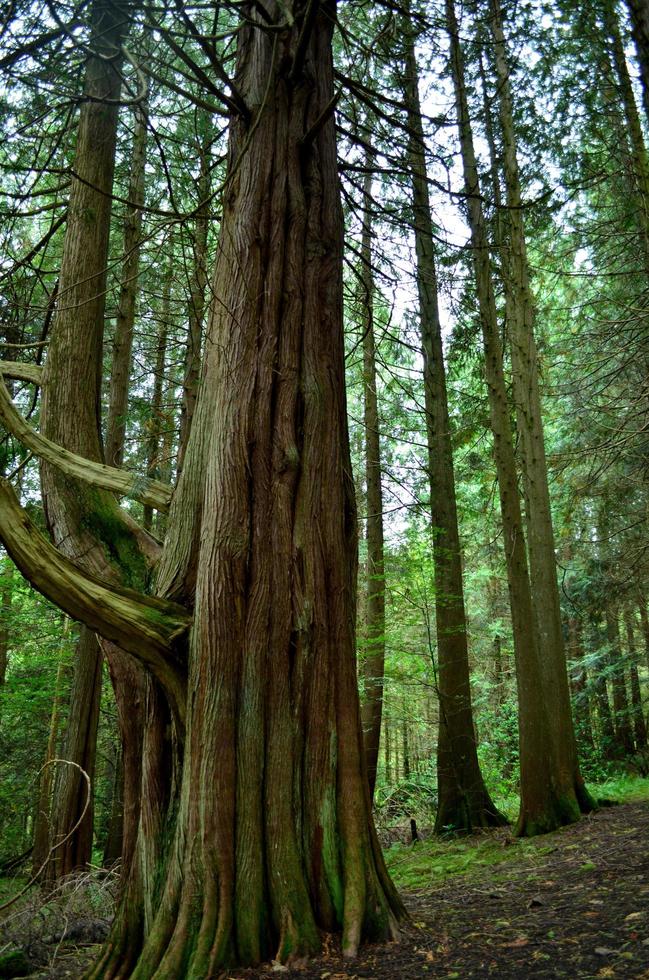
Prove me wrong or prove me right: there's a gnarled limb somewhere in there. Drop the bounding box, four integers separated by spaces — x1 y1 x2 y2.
0 377 172 511
0 362 43 385
0 479 189 722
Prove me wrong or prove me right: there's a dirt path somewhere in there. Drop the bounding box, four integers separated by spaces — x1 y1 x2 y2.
228 800 649 979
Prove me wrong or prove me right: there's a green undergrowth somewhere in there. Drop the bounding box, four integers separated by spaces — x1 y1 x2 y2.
384 775 649 893
591 773 649 803
384 831 555 892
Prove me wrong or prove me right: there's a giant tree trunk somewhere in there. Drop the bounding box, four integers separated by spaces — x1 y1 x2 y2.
446 0 583 836
402 18 504 833
90 3 404 975
358 161 386 803
489 0 594 816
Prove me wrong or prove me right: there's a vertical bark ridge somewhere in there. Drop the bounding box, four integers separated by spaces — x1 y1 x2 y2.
111 5 404 975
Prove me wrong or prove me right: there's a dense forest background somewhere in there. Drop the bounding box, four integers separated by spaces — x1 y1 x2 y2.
1 0 649 973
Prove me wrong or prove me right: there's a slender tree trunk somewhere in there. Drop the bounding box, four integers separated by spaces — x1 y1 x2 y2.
178 118 211 472
605 605 635 754
45 626 103 881
602 2 649 272
102 743 124 867
0 561 11 687
446 0 582 835
624 605 648 749
38 0 155 887
624 0 649 125
639 599 649 671
402 17 504 832
32 624 68 874
358 160 385 803
567 616 595 752
589 620 617 755
402 712 410 779
385 712 392 785
142 246 172 533
105 103 147 468
489 0 594 816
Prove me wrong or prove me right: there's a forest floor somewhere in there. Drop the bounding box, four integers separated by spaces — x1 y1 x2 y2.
231 794 649 980
2 789 649 978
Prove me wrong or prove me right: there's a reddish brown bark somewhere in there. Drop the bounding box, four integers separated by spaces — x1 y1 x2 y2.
89 3 404 974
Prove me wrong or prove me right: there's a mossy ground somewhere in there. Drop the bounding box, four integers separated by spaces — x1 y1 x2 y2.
384 775 649 892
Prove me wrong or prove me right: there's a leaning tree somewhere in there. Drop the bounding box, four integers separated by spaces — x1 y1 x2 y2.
0 0 404 974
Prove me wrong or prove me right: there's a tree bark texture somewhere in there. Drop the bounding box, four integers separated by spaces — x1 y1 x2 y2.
90 3 404 975
358 160 386 803
402 18 504 833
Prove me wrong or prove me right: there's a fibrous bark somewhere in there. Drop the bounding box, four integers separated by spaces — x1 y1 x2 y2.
0 2 405 973
91 2 405 974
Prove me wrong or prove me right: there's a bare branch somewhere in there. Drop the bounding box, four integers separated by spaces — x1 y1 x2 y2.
0 376 172 511
0 479 189 721
0 362 43 385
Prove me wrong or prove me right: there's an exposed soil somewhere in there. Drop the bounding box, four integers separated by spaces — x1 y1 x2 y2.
26 800 649 978
230 800 649 980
